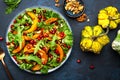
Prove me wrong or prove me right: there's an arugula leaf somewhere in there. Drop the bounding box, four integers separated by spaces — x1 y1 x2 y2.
40 65 49 74
4 0 21 14
8 32 15 42
47 51 60 67
19 63 33 70
49 35 58 50
15 26 23 48
17 55 42 64
34 39 47 54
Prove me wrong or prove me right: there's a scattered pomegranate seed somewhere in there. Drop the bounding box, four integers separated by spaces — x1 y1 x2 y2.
77 59 81 63
6 42 10 45
89 64 95 70
0 36 3 41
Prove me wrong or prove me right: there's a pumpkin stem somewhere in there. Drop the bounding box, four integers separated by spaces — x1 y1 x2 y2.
95 26 109 39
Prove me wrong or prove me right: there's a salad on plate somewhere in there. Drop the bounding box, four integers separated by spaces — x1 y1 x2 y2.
6 7 73 74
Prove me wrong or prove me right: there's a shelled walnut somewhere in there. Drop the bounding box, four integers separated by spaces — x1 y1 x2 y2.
65 0 84 14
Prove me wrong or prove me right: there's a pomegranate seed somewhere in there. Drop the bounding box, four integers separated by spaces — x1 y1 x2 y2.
54 49 59 55
0 36 3 41
33 9 36 13
57 58 60 62
43 17 46 21
42 47 47 51
27 45 31 49
44 33 49 37
38 19 41 22
59 32 65 38
36 27 40 31
13 19 17 23
50 55 53 59
67 45 71 49
30 40 35 44
42 62 46 65
43 10 46 13
23 33 27 35
89 64 95 70
24 23 29 26
14 45 18 49
63 43 67 47
6 42 10 45
77 59 81 63
54 21 58 25
13 56 17 60
36 53 41 58
37 35 43 40
18 15 22 19
38 14 42 19
50 28 57 34
10 25 14 29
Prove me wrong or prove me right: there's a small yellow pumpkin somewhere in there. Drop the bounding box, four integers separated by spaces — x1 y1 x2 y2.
98 6 120 29
80 25 110 54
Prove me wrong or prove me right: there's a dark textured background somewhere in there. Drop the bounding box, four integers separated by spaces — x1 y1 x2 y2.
0 0 120 80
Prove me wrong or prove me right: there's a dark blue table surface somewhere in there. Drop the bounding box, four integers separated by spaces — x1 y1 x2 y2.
0 0 120 80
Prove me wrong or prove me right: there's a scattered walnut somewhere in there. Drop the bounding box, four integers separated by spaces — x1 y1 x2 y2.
76 13 87 22
55 3 60 7
55 0 59 3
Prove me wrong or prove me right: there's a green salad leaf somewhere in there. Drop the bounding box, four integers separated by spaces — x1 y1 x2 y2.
17 54 42 64
40 65 49 74
19 63 33 70
15 26 24 48
49 35 58 50
34 39 47 54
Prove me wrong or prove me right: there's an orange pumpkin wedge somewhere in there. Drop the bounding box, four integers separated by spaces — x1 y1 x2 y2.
12 36 25 54
45 18 58 24
24 33 40 41
23 44 34 53
38 49 48 65
31 64 42 71
56 44 64 62
24 12 38 33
